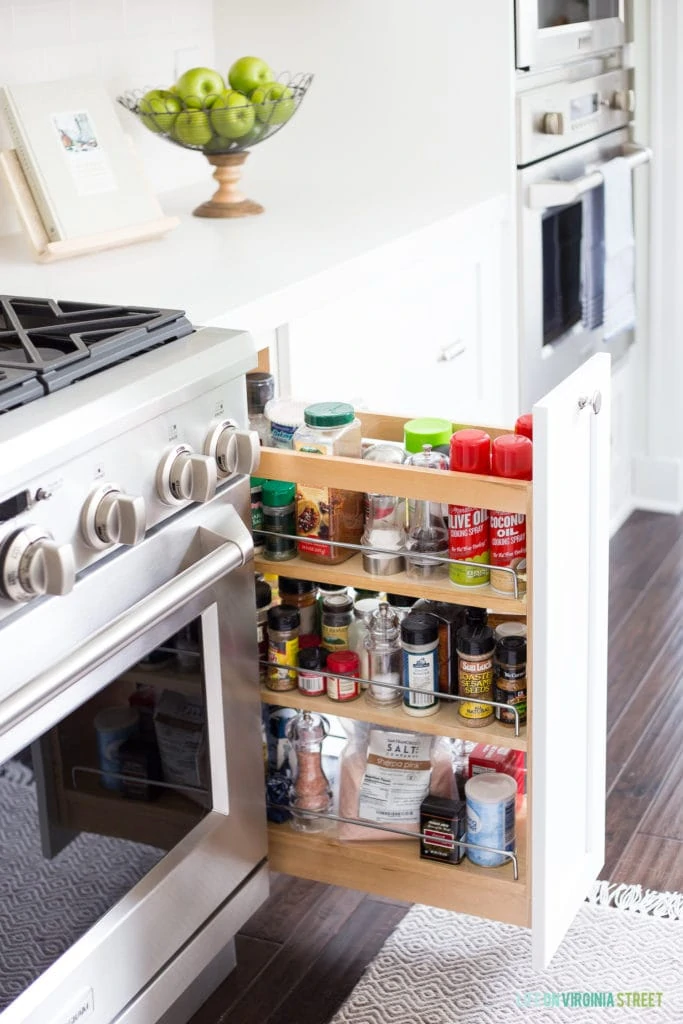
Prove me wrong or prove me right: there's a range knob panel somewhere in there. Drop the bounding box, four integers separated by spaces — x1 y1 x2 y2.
81 484 146 550
0 525 75 603
157 444 217 505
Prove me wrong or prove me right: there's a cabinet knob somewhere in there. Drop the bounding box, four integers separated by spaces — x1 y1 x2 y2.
437 341 466 363
578 391 602 415
612 89 635 113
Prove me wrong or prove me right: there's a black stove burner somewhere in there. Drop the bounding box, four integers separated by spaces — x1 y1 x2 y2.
0 296 194 413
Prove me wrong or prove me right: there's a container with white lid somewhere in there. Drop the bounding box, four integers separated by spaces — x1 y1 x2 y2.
264 397 310 449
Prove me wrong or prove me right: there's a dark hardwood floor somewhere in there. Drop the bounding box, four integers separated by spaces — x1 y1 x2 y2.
191 510 683 1024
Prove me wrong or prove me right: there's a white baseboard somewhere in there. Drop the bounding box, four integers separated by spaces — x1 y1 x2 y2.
632 455 683 515
610 499 636 537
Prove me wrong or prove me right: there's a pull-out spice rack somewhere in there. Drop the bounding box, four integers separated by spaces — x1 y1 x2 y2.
257 410 532 926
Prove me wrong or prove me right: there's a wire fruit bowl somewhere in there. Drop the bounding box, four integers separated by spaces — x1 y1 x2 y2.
118 72 313 218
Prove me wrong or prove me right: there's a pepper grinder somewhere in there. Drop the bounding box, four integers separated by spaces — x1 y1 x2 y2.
405 444 449 578
285 711 333 832
365 601 403 708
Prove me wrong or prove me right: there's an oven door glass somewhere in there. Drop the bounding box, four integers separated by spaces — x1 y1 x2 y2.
537 0 618 29
0 621 211 1012
542 200 584 345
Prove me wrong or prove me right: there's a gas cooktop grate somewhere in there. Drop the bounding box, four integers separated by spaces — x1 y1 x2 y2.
0 296 194 413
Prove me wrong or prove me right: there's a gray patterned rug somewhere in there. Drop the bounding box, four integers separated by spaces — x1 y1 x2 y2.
0 760 164 1010
330 891 683 1023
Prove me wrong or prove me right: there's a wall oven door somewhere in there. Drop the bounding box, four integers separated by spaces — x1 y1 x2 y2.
515 0 625 70
0 482 267 1024
518 127 647 409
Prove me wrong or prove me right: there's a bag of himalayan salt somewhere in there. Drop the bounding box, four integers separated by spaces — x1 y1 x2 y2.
338 723 455 841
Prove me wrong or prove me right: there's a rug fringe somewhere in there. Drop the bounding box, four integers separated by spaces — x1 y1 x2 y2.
586 880 683 919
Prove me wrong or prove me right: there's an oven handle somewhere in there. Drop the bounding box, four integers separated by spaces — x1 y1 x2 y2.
0 536 247 741
527 143 652 210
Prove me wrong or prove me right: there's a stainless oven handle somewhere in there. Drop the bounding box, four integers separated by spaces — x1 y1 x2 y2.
0 537 247 741
527 143 652 210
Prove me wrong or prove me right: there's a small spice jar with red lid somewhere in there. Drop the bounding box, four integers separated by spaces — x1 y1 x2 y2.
325 650 361 702
448 429 491 588
514 414 533 441
489 434 533 595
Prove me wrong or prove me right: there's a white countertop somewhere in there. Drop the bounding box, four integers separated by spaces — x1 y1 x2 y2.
0 160 506 332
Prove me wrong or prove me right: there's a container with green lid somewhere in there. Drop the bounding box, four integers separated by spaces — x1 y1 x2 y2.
261 479 297 562
293 402 363 565
403 417 453 454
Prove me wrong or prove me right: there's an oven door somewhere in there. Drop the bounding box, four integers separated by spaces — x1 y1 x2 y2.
0 481 267 1024
515 0 625 71
518 127 640 409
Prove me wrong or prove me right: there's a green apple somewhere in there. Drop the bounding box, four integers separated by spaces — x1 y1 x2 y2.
210 89 255 139
228 56 274 95
172 110 213 147
139 89 182 133
251 81 295 125
175 67 225 109
236 121 266 147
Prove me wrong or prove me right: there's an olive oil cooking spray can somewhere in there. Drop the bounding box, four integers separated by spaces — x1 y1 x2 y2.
448 429 491 588
489 434 532 594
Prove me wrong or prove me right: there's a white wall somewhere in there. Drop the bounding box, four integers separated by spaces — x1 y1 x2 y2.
0 0 215 236
212 0 515 205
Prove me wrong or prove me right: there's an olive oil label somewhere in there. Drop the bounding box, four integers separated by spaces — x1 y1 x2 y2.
448 504 490 587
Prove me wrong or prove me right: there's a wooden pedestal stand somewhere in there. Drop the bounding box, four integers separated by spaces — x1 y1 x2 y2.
193 152 264 218
0 148 178 263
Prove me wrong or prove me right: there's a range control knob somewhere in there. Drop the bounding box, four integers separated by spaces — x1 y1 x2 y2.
203 420 261 479
611 88 635 113
81 484 146 550
0 526 75 603
542 111 565 135
157 445 217 506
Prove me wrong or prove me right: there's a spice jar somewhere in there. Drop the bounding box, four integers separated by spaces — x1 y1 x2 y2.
494 635 527 726
386 593 419 624
448 429 491 588
456 624 495 727
465 772 516 867
285 710 333 831
246 372 275 445
321 592 354 652
293 402 363 565
316 582 348 634
365 602 403 708
348 597 381 684
278 577 318 636
266 605 300 691
297 647 326 697
250 476 265 555
361 442 407 576
325 650 361 702
262 480 296 561
264 397 309 449
413 599 464 695
401 612 440 717
255 577 272 684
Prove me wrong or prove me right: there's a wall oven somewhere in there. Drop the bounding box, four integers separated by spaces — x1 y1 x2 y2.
0 301 267 1024
516 67 651 408
515 0 626 71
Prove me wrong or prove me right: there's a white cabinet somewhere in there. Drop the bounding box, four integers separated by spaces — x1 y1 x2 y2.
280 211 509 426
257 353 610 968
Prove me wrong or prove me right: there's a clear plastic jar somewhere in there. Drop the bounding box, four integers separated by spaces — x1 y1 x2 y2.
293 403 363 565
278 577 318 636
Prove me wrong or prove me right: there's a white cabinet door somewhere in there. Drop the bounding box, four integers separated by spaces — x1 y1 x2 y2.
531 353 610 967
282 221 506 425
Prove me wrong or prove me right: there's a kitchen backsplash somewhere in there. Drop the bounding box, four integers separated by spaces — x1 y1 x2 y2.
0 0 215 237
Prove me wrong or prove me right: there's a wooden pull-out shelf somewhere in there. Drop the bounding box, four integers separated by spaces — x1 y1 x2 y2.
260 686 527 751
267 816 529 928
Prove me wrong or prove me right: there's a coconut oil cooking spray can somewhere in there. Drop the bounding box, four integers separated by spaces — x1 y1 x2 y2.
448 429 491 587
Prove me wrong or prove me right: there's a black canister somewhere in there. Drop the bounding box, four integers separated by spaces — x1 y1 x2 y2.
255 577 272 684
494 635 527 726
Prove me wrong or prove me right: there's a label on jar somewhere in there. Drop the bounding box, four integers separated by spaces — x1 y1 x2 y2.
458 654 494 721
270 421 299 448
297 602 318 636
293 440 363 561
494 664 527 723
322 622 350 651
448 505 490 587
489 511 525 594
466 787 515 866
326 673 360 701
267 637 299 690
298 669 326 696
257 622 268 680
402 650 439 709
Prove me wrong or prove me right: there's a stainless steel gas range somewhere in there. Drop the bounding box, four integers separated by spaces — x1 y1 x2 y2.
0 297 268 1024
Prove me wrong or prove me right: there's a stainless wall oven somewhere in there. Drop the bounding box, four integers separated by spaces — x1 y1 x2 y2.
516 65 650 408
515 0 626 71
0 301 267 1024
